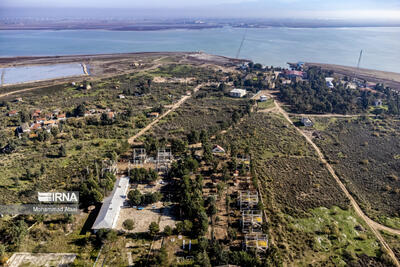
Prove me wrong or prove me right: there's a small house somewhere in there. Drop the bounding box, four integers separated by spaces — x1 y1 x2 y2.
229 89 247 98
57 114 66 121
14 97 23 103
118 94 126 99
30 123 41 131
35 117 46 124
43 120 58 127
8 110 18 117
259 95 268 102
282 70 305 79
301 117 314 127
325 78 334 89
212 145 226 154
147 112 160 118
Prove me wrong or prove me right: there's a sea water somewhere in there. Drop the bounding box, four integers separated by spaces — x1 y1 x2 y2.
0 27 399 73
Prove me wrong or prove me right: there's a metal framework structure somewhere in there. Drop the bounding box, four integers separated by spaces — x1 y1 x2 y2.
156 148 172 173
132 148 147 166
101 159 117 176
239 191 259 211
244 234 268 252
242 210 263 233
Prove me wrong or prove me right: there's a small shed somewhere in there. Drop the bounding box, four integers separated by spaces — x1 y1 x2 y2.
301 117 313 127
325 78 334 89
8 110 18 117
259 95 268 102
147 112 159 118
212 145 226 154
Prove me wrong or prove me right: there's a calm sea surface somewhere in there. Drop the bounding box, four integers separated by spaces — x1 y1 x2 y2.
1 27 399 72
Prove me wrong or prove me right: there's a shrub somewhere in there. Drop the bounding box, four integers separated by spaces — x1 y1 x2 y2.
123 219 135 231
163 225 173 236
149 222 160 237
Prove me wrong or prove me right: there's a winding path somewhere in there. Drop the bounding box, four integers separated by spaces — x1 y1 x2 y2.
269 96 400 266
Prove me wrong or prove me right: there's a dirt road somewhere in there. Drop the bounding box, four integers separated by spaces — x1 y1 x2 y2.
270 97 400 266
287 113 364 118
128 83 209 144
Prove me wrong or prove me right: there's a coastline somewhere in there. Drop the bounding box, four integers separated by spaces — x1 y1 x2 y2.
1 24 400 31
0 52 398 91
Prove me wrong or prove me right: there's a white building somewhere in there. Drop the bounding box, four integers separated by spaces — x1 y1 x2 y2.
92 176 130 232
301 117 314 127
229 89 247 98
259 95 268 102
212 145 226 154
325 78 334 89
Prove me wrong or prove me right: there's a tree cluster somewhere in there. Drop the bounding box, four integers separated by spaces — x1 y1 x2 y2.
129 168 158 183
127 189 163 206
279 67 375 114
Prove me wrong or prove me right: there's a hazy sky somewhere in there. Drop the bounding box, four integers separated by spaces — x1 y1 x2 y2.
1 0 400 20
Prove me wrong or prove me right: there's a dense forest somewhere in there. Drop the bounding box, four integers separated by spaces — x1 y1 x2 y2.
278 67 376 114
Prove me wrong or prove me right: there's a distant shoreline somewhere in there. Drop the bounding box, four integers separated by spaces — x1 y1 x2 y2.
1 24 400 31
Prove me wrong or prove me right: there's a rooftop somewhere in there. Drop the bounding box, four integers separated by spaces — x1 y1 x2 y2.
230 88 247 94
92 176 130 231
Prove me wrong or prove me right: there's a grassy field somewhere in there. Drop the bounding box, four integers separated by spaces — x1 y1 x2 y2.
217 112 389 266
256 98 274 110
313 116 400 227
153 86 251 139
0 63 228 204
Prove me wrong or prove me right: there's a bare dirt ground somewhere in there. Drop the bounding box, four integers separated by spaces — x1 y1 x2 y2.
116 201 176 233
7 253 76 267
153 76 195 84
306 62 400 91
116 182 176 233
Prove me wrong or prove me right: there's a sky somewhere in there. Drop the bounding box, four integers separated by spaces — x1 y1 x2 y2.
1 0 400 20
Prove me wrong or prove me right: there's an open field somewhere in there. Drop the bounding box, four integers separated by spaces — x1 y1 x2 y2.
312 116 400 227
217 112 393 266
153 86 251 138
0 55 236 204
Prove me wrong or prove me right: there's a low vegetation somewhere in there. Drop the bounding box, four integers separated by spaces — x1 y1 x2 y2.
314 116 400 226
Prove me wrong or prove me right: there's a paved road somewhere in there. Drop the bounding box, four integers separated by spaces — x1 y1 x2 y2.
268 96 400 266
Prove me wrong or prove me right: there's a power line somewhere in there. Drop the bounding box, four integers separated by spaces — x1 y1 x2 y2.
236 28 248 59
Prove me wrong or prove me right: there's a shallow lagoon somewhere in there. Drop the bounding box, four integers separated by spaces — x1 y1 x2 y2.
0 63 84 85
